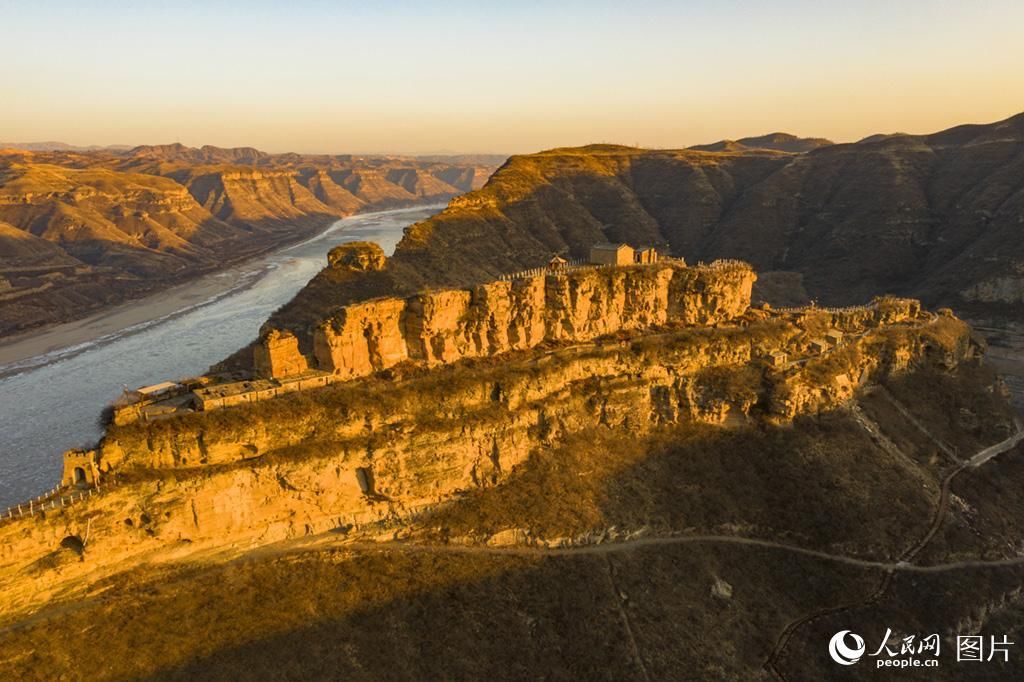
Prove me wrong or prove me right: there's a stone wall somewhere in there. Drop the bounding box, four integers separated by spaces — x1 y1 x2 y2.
258 261 756 380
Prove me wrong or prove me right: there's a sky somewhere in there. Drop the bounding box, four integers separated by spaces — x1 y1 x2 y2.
2 0 1023 154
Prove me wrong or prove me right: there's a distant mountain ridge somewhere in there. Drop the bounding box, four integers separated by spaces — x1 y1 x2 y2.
0 145 503 336
0 141 133 152
2 142 509 167
124 143 270 165
689 132 833 153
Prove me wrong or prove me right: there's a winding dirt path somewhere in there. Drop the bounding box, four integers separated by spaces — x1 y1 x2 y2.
339 535 1024 574
602 554 652 682
763 417 1024 680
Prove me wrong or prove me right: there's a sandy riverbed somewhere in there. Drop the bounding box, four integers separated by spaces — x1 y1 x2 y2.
0 265 268 369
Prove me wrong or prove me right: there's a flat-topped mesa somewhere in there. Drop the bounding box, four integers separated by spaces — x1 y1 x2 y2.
255 260 756 381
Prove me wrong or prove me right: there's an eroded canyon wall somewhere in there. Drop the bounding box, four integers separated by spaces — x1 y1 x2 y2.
259 260 756 381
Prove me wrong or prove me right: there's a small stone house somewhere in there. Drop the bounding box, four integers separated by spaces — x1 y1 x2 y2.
589 243 634 266
62 448 99 488
825 330 843 347
769 350 788 367
809 338 829 354
634 247 659 264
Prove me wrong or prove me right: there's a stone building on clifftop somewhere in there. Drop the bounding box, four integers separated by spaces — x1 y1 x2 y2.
589 243 635 265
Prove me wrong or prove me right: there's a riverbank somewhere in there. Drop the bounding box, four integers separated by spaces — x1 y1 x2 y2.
0 205 442 508
0 204 442 372
0 263 273 372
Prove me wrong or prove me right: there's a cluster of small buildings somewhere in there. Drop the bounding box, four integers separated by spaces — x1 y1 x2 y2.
587 243 660 266
108 370 349 423
767 329 845 368
815 329 845 353
192 371 337 410
546 242 662 271
109 379 206 425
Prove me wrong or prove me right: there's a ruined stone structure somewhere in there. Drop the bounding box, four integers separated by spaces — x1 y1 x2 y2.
256 260 756 381
61 449 99 488
635 247 659 264
193 372 334 411
809 339 828 354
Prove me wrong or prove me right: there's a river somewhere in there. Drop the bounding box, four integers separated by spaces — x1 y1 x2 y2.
0 205 440 509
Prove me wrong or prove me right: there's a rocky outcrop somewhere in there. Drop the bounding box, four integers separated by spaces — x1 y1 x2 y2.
314 298 409 379
327 242 387 271
405 277 547 364
253 330 309 379
107 298 968 476
179 168 332 223
270 261 754 380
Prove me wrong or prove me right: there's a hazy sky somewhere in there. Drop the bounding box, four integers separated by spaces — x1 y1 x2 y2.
2 0 1022 154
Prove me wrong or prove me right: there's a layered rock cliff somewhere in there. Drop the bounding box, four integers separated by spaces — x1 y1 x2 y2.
270 261 755 381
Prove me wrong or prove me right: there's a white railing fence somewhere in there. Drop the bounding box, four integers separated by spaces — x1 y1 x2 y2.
497 256 696 283
1 484 102 524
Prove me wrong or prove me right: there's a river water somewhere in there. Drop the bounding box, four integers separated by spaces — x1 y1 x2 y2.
0 205 440 509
